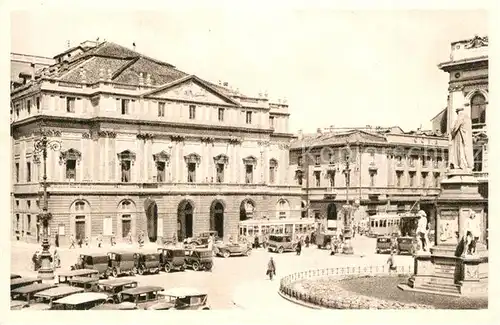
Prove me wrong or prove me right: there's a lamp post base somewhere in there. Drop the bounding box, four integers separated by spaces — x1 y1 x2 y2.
37 236 54 281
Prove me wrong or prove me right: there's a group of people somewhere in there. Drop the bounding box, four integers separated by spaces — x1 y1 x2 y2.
32 249 60 271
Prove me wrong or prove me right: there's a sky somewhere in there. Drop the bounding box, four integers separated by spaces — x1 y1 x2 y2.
10 9 488 133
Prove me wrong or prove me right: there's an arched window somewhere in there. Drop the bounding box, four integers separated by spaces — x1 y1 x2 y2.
276 199 290 219
471 93 486 125
269 159 278 184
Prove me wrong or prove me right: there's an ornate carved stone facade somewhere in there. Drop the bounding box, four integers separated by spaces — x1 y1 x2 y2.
10 40 300 244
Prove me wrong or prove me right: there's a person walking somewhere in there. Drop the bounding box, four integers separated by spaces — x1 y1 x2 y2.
305 235 310 248
266 257 276 280
53 249 60 268
387 250 397 274
85 236 89 247
69 234 76 249
295 239 302 256
32 251 40 271
55 233 59 248
97 233 102 248
110 232 116 246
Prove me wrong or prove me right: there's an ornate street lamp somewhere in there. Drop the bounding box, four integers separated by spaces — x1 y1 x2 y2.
342 141 354 254
33 123 61 280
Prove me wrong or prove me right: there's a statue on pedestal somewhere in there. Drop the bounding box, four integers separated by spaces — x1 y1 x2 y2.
416 210 429 252
449 107 473 172
463 210 480 256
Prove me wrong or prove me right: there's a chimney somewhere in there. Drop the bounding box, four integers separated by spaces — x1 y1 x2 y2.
139 72 144 86
99 68 105 81
235 88 240 94
30 62 36 79
67 40 71 48
283 97 288 104
107 68 112 81
61 59 69 72
298 129 303 140
264 90 268 98
133 42 136 51
317 128 323 135
145 73 152 86
218 80 222 86
223 81 228 87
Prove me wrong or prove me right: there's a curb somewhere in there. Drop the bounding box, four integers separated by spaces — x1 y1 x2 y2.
277 290 322 309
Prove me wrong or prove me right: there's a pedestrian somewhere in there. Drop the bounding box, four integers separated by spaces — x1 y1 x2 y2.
295 239 302 256
305 235 310 248
387 250 397 274
266 257 276 280
53 249 60 268
111 232 116 246
55 233 59 248
85 236 89 247
32 251 39 271
128 231 133 245
69 234 76 249
254 235 259 249
97 233 102 248
330 239 337 256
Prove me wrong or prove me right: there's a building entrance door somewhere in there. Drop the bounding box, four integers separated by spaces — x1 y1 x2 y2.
75 218 86 241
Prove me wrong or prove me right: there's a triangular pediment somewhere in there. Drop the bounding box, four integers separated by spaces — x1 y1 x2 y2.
143 75 240 106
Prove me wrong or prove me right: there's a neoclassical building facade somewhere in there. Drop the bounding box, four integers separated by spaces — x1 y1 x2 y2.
11 41 301 245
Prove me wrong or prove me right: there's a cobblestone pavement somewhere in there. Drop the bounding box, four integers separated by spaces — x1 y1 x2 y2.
11 236 413 309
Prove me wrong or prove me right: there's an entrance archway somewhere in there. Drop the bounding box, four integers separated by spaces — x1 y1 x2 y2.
178 200 194 241
240 199 256 221
210 201 225 238
144 198 158 242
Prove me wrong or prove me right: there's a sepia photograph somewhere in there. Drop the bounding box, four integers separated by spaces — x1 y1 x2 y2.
4 3 493 320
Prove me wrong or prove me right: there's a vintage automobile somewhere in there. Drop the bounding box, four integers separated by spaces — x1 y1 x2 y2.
51 292 108 310
71 253 110 279
118 286 164 309
10 283 57 309
214 242 251 258
184 249 213 271
396 236 418 255
133 252 161 275
57 269 100 284
147 287 210 310
31 286 85 310
267 234 297 254
315 231 338 250
108 251 136 277
91 302 139 310
376 236 396 254
191 231 222 246
69 276 100 292
158 248 186 273
10 277 42 291
98 279 138 303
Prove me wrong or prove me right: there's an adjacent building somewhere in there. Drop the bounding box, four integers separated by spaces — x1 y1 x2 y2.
290 126 449 230
11 41 300 245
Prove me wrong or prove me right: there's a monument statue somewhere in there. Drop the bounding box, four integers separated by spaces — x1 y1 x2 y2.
448 107 473 172
416 210 429 252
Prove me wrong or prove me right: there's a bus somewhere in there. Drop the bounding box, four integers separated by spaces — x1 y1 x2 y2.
238 218 316 247
368 214 402 237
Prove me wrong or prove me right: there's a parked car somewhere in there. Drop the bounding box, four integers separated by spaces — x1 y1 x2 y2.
10 283 57 309
31 286 85 310
184 249 213 271
315 232 338 250
133 252 161 275
214 242 251 258
118 286 164 309
376 236 394 254
98 279 138 303
108 251 136 277
158 248 186 273
91 302 139 310
267 234 297 254
68 276 99 292
396 236 418 255
147 287 210 310
51 292 108 310
192 231 222 246
57 269 99 284
11 277 42 291
71 253 110 279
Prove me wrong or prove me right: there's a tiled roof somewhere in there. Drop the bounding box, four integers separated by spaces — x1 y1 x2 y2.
59 57 130 83
113 57 187 85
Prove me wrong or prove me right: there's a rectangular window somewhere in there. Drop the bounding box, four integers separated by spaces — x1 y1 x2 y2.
473 148 483 172
158 102 165 117
26 215 31 235
216 163 224 183
245 111 252 124
121 160 131 182
121 99 130 115
16 214 20 230
269 116 274 128
66 159 76 180
370 172 376 187
26 162 31 182
66 97 76 113
156 161 165 182
328 171 335 187
328 153 335 165
298 156 303 167
315 155 321 166
314 171 321 187
422 156 427 167
434 173 440 187
218 108 224 122
187 163 196 182
189 105 196 120
409 172 415 187
396 171 402 187
27 200 31 210
269 166 276 184
15 104 20 118
16 200 19 209
245 165 253 184
421 173 428 187
297 172 303 186
36 97 40 111
15 163 19 183
410 155 418 167
27 100 31 114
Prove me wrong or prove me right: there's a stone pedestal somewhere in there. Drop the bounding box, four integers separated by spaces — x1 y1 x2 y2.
403 171 488 297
